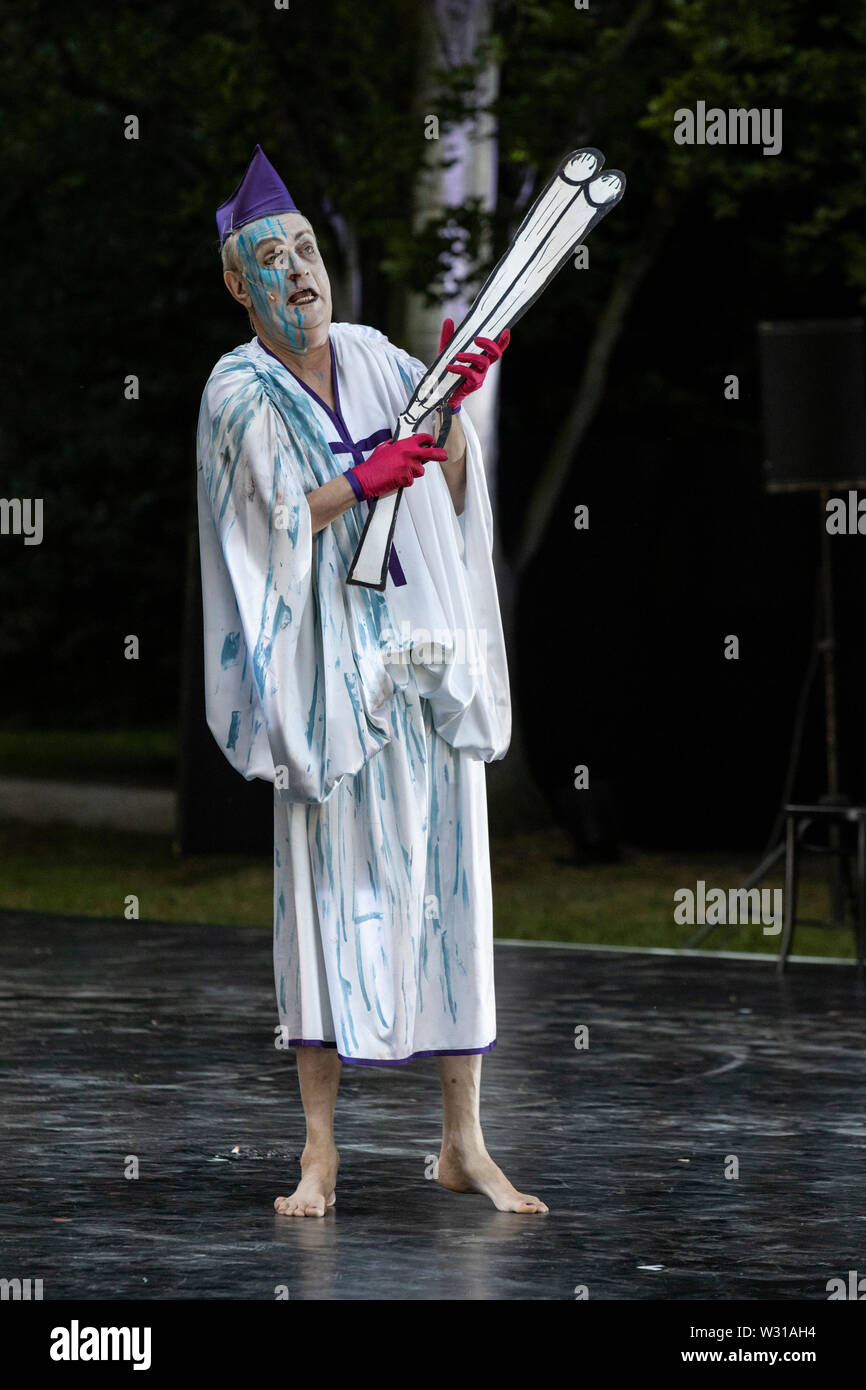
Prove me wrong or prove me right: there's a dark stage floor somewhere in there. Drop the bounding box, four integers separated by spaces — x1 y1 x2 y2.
2 911 866 1301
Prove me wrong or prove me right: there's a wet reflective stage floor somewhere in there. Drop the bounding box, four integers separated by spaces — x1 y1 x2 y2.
2 912 866 1300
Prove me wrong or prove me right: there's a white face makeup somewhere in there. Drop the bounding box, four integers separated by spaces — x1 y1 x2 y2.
234 213 332 355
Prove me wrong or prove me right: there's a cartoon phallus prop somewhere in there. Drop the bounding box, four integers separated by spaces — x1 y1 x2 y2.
346 147 626 590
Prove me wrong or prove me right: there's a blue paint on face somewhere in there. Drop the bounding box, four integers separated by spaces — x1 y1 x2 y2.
235 215 331 355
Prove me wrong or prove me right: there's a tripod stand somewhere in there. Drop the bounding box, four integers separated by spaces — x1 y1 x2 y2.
688 489 861 960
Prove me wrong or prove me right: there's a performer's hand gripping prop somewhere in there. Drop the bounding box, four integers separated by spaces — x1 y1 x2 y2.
346 433 448 500
438 319 511 412
346 147 626 590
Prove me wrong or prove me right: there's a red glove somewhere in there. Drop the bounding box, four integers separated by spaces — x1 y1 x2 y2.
439 318 510 411
345 433 447 501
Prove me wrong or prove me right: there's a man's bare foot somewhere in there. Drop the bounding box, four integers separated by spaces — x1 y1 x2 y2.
436 1143 548 1213
274 1143 339 1218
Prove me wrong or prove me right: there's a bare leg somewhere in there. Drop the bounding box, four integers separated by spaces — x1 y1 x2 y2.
435 1054 548 1213
274 1046 341 1217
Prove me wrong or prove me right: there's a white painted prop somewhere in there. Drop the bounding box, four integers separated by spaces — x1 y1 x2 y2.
346 147 626 589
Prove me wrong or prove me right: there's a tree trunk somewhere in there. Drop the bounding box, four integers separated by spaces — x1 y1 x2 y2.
405 0 499 466
515 220 669 574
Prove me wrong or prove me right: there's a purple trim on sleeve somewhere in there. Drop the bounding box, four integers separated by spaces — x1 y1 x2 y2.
284 1038 497 1067
344 466 366 502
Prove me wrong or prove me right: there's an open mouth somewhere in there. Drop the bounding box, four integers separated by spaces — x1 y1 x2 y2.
289 289 318 307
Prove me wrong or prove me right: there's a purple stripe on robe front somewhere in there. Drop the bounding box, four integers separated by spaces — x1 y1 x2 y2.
256 337 406 586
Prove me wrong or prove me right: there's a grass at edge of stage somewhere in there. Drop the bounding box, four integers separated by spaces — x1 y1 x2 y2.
0 818 857 959
0 728 176 786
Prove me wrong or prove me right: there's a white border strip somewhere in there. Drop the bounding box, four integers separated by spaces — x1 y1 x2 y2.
493 937 857 966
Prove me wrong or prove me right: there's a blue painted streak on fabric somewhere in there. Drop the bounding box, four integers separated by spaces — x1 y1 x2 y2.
311 808 359 1054
214 394 259 521
250 452 284 700
440 932 457 1023
371 964 390 1030
452 818 463 896
306 665 319 749
221 632 242 668
343 671 369 758
353 922 372 1013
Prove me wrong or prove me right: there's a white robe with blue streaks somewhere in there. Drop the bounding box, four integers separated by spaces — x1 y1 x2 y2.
196 325 510 1064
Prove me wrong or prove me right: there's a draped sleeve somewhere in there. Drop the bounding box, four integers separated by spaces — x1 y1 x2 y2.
196 350 393 803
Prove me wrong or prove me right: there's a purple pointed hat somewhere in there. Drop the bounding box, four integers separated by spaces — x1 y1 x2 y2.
216 145 298 243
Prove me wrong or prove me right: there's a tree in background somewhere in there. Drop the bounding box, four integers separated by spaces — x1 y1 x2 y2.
1 0 864 845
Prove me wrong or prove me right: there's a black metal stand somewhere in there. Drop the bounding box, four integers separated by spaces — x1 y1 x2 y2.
776 804 866 974
688 491 864 970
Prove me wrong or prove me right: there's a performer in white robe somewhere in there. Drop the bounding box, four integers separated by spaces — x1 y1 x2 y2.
197 145 547 1215
199 323 508 1063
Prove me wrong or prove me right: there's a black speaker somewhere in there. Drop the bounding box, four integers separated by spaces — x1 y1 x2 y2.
758 318 866 491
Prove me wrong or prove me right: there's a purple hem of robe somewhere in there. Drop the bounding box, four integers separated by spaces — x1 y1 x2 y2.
283 1038 497 1067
